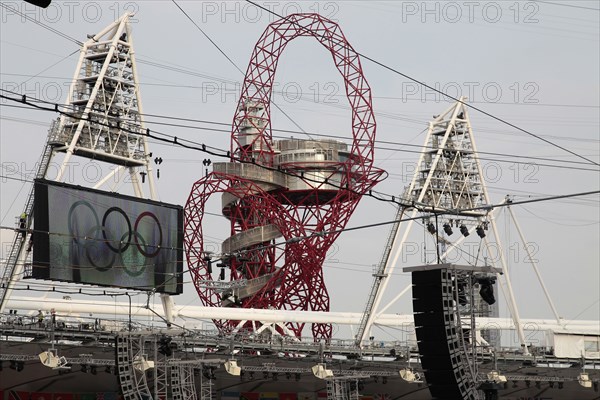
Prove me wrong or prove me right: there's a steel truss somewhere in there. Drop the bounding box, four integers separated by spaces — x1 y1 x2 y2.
326 376 367 400
185 13 384 340
115 333 215 400
357 98 547 354
170 360 198 400
0 12 170 316
199 367 215 400
116 334 153 399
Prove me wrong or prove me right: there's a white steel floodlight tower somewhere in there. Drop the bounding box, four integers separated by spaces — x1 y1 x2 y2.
356 97 530 354
0 13 168 316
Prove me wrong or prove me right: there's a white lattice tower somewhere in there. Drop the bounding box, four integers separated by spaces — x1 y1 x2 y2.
0 13 160 313
179 364 198 399
199 371 214 400
52 12 156 197
359 97 529 353
409 99 487 215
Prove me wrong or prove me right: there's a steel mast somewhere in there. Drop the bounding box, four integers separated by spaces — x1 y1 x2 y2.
356 98 529 353
0 13 167 316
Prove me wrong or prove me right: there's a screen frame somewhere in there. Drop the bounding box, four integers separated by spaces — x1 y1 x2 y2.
32 178 184 294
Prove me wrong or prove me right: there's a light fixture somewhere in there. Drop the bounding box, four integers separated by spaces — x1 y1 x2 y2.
158 336 175 357
312 364 333 379
459 224 469 237
578 372 592 388
133 356 154 372
476 225 486 238
399 369 422 383
443 223 453 236
224 360 241 376
39 349 69 370
426 222 437 235
203 255 213 274
478 277 496 305
487 370 507 383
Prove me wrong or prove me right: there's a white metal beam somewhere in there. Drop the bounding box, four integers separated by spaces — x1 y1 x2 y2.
6 296 598 334
507 202 562 323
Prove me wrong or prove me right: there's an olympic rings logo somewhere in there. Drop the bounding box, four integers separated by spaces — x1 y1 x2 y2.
68 201 163 276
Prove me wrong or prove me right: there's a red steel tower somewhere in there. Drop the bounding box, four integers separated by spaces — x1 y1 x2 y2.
185 14 384 340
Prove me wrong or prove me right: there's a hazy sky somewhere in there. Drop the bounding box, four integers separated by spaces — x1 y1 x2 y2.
1 1 598 340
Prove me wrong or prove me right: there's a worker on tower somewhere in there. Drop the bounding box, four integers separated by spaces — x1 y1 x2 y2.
37 310 44 328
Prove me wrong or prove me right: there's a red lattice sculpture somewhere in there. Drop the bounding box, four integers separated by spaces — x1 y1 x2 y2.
185 14 384 340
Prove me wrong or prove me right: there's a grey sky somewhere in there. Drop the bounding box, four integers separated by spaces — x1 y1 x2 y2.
1 1 598 339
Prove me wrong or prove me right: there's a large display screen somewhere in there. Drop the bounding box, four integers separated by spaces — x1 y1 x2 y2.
33 179 183 294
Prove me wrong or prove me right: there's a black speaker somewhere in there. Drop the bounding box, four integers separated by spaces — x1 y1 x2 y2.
412 268 477 400
115 336 136 399
115 335 154 400
171 365 183 400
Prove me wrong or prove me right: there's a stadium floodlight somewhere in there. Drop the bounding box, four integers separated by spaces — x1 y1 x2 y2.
487 370 507 383
443 223 453 236
224 360 241 376
311 363 333 379
578 372 592 388
426 222 437 235
39 349 69 370
133 355 154 372
476 225 486 238
399 368 422 383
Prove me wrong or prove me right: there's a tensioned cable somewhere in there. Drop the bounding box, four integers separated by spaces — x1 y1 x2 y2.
534 1 600 12
3 71 600 110
0 3 84 46
0 91 398 205
244 0 599 167
3 0 596 167
1 178 597 259
6 96 599 167
3 109 597 173
1 91 598 175
1 90 597 220
170 0 310 137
